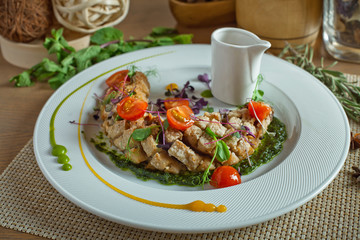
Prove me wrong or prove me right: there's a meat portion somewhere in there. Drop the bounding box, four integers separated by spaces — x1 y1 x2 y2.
126 146 148 164
141 135 160 157
168 140 201 171
165 127 183 143
147 150 186 174
98 70 275 176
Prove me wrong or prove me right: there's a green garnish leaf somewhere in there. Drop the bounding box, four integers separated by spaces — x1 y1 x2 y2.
216 140 230 162
172 34 193 44
127 65 140 78
74 46 102 72
200 89 213 98
132 128 152 141
103 91 117 105
163 119 169 130
205 127 217 139
232 131 241 138
90 27 124 45
9 70 33 87
202 105 214 113
150 27 178 37
252 74 264 102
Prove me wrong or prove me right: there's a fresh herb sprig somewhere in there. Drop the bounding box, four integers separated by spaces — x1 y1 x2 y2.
10 27 193 89
279 43 360 122
252 74 264 102
201 127 230 185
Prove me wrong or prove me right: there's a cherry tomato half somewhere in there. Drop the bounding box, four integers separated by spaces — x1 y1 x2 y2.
116 97 148 121
106 70 129 88
210 166 241 188
166 105 194 131
164 97 190 110
248 100 271 121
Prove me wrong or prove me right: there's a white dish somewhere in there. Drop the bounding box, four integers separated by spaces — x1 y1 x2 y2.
33 44 350 233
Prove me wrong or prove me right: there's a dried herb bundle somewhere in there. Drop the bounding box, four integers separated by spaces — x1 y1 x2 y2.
279 43 360 123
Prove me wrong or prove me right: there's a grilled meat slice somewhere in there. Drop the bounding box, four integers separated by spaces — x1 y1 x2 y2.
168 140 202 171
147 150 186 174
141 135 161 157
125 146 148 164
164 127 183 143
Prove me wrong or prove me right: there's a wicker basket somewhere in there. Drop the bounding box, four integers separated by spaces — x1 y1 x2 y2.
52 0 130 33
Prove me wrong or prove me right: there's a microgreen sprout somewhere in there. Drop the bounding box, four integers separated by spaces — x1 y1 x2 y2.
198 73 211 90
252 74 264 102
69 120 100 127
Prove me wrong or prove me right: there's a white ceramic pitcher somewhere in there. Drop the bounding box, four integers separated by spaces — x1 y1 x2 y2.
211 28 271 105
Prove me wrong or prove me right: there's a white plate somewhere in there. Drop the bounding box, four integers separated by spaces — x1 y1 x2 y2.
33 45 350 233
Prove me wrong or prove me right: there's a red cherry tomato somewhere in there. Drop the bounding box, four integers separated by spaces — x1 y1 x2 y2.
106 70 129 88
164 97 190 110
166 105 194 131
248 100 271 121
116 97 148 121
210 166 241 188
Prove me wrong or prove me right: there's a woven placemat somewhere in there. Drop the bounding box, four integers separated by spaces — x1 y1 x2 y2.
1 77 360 240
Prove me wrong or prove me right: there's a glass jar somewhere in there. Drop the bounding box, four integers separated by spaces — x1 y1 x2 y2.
323 0 360 63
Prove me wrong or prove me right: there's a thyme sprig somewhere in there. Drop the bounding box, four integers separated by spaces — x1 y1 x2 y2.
279 43 360 122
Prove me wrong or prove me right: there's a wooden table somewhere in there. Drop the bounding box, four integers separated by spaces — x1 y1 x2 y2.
1 0 359 239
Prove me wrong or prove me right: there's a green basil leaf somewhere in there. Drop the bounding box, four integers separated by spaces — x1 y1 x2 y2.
132 128 152 141
216 140 230 162
205 127 217 139
201 89 213 98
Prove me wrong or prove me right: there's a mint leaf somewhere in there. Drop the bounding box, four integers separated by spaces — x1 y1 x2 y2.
172 34 193 44
42 58 65 73
90 27 123 45
74 46 101 71
9 70 33 87
9 27 193 89
150 27 178 37
44 28 75 62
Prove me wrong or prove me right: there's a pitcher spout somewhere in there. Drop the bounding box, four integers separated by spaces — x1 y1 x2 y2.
251 40 271 53
247 39 271 83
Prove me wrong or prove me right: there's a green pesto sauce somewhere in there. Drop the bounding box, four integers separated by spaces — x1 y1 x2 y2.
91 117 287 187
235 117 287 175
